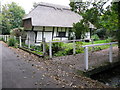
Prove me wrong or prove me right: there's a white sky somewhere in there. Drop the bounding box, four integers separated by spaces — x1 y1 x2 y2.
1 0 112 14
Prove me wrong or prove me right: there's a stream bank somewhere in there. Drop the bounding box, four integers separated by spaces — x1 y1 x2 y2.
90 65 120 87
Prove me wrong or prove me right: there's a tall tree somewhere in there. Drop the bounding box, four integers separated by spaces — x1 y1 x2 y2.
1 2 25 35
69 0 110 29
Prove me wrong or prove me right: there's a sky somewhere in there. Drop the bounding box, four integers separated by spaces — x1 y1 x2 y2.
1 0 112 14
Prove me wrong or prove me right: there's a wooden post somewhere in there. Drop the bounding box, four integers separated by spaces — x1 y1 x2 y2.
28 37 30 49
6 35 8 42
7 35 9 42
14 36 16 40
109 44 113 63
84 47 88 70
19 36 22 47
4 35 5 41
5 35 6 42
91 39 94 52
42 38 46 56
73 40 76 55
49 42 52 58
2 35 3 41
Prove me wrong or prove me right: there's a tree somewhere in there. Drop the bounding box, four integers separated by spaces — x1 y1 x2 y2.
69 0 110 29
73 19 89 39
1 2 25 35
100 1 120 50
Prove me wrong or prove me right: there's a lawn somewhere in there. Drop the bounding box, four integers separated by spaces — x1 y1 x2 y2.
54 39 117 57
63 39 111 48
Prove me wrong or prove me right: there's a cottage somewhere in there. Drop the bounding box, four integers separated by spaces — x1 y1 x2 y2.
23 2 92 45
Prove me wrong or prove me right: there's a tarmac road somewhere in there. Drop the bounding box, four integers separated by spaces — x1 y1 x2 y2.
1 43 62 88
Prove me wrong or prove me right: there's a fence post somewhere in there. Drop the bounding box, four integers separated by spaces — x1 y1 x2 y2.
28 37 30 49
5 35 6 42
14 36 16 40
6 35 7 42
91 39 94 51
73 39 76 55
109 44 113 63
2 35 3 40
42 38 46 56
84 47 88 70
49 42 52 58
7 35 9 42
19 36 22 47
4 35 5 41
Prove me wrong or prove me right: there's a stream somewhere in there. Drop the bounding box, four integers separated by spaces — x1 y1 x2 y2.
90 66 120 87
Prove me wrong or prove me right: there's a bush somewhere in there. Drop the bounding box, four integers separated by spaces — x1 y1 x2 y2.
10 28 27 43
52 41 64 55
0 38 4 41
91 34 100 41
96 28 107 40
65 47 73 55
8 37 17 46
54 50 67 56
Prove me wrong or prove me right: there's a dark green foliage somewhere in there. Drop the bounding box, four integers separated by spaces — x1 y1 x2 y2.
96 28 107 40
52 42 64 54
91 34 100 41
2 2 25 35
75 41 84 54
8 37 17 46
73 20 89 39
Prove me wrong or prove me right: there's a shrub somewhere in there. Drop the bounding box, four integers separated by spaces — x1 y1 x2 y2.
95 28 107 40
52 41 64 55
8 37 17 46
65 47 73 55
75 41 84 54
91 34 100 41
10 28 27 43
0 37 4 41
54 50 67 56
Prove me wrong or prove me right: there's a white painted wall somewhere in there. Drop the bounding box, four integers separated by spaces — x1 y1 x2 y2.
36 32 42 42
25 31 35 45
44 32 52 42
34 26 43 31
26 26 91 45
53 37 68 41
85 32 90 39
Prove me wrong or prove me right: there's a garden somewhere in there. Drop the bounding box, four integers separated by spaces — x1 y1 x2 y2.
0 35 117 58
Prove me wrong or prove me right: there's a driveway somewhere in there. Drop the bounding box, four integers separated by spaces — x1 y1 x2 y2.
2 42 59 88
1 42 107 88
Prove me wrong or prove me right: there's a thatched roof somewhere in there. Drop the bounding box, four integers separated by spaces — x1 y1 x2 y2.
23 2 83 27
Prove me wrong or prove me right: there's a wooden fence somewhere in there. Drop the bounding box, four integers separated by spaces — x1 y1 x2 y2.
82 42 118 70
0 35 118 70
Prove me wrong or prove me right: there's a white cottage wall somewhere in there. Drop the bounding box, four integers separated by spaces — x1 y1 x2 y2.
25 31 35 45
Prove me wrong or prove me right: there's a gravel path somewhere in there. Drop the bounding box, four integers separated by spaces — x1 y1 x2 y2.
1 41 111 88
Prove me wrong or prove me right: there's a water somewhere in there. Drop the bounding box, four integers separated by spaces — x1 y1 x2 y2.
90 66 120 87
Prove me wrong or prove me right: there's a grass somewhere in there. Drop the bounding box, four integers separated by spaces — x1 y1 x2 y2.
54 39 117 57
82 39 111 45
62 39 111 48
32 51 43 55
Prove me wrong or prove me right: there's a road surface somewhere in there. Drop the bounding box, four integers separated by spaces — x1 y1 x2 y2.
1 42 107 88
2 43 59 88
